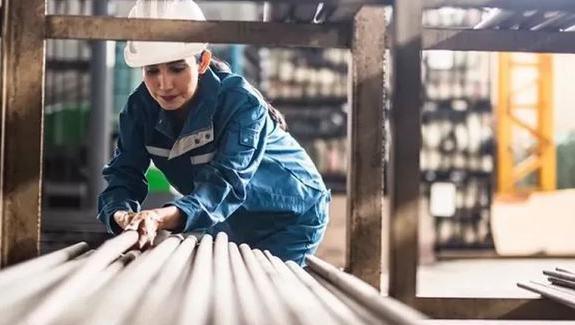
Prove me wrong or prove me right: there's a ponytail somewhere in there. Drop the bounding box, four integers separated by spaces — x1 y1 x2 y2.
209 56 288 131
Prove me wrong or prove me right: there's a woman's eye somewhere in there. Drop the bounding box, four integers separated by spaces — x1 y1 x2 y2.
169 66 186 73
145 68 159 75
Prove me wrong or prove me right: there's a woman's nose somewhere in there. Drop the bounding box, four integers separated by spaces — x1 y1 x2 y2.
158 71 173 90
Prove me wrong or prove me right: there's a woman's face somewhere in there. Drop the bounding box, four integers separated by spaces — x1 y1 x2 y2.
143 57 200 111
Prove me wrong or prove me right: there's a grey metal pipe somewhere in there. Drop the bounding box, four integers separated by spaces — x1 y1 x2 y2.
252 249 312 325
544 269 575 282
55 258 129 325
548 276 575 291
0 235 431 324
473 9 515 29
178 234 214 325
238 244 292 325
228 242 267 325
308 271 383 325
0 248 94 302
557 267 575 274
129 235 197 325
0 258 85 325
263 251 339 324
306 255 427 324
530 12 569 31
25 231 139 325
213 233 239 325
285 261 366 325
252 249 275 270
0 242 89 288
83 236 182 325
518 281 575 309
0 250 95 325
116 249 142 265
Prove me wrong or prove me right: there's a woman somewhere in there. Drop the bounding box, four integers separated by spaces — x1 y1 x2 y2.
97 0 330 265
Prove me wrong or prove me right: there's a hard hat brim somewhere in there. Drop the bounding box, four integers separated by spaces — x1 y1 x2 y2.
124 41 208 68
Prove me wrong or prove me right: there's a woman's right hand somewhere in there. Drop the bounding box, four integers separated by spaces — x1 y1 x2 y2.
112 210 160 249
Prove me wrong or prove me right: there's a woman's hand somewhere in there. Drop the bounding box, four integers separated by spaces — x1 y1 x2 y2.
113 211 138 230
131 210 161 249
114 207 184 249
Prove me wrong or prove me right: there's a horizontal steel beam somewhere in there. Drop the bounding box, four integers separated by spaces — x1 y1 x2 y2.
46 15 351 49
200 0 575 10
199 0 575 10
46 16 575 54
199 0 386 3
425 0 575 11
424 28 575 53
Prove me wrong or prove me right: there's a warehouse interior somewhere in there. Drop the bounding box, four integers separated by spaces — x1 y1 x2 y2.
2 0 575 323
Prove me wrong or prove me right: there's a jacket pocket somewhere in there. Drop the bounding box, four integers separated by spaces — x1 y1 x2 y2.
238 128 259 149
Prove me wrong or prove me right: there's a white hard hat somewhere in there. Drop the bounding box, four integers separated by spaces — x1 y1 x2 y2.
124 0 208 68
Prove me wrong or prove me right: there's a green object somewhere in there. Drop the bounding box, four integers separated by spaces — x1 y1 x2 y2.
146 164 171 193
557 132 575 189
44 103 90 148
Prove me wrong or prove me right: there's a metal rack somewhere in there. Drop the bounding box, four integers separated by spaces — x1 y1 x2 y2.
2 0 575 321
0 0 387 299
387 0 575 319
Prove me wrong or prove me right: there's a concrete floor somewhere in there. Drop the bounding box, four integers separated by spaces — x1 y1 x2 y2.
315 194 575 299
417 258 575 298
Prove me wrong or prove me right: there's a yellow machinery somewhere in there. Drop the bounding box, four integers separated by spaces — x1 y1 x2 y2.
496 53 556 194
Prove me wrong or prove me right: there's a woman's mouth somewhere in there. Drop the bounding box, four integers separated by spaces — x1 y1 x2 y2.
160 95 178 102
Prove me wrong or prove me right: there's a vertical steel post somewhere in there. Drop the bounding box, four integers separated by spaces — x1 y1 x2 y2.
0 0 46 266
347 5 386 289
388 0 423 305
88 0 112 208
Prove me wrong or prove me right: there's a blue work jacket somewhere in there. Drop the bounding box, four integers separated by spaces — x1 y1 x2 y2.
98 68 329 238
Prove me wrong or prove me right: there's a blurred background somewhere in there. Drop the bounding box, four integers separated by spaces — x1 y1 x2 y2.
42 0 575 296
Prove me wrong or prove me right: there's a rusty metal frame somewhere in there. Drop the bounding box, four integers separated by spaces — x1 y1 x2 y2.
0 0 46 267
387 0 575 321
346 5 386 290
2 0 385 298
388 0 423 306
424 0 575 11
46 15 351 48
2 0 575 321
423 28 575 53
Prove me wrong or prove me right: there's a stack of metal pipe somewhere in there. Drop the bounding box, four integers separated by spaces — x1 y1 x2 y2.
0 231 426 325
518 267 575 310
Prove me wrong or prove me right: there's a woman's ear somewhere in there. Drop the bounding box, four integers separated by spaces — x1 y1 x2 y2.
198 50 212 74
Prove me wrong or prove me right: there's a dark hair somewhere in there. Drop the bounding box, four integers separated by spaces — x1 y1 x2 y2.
207 55 288 131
